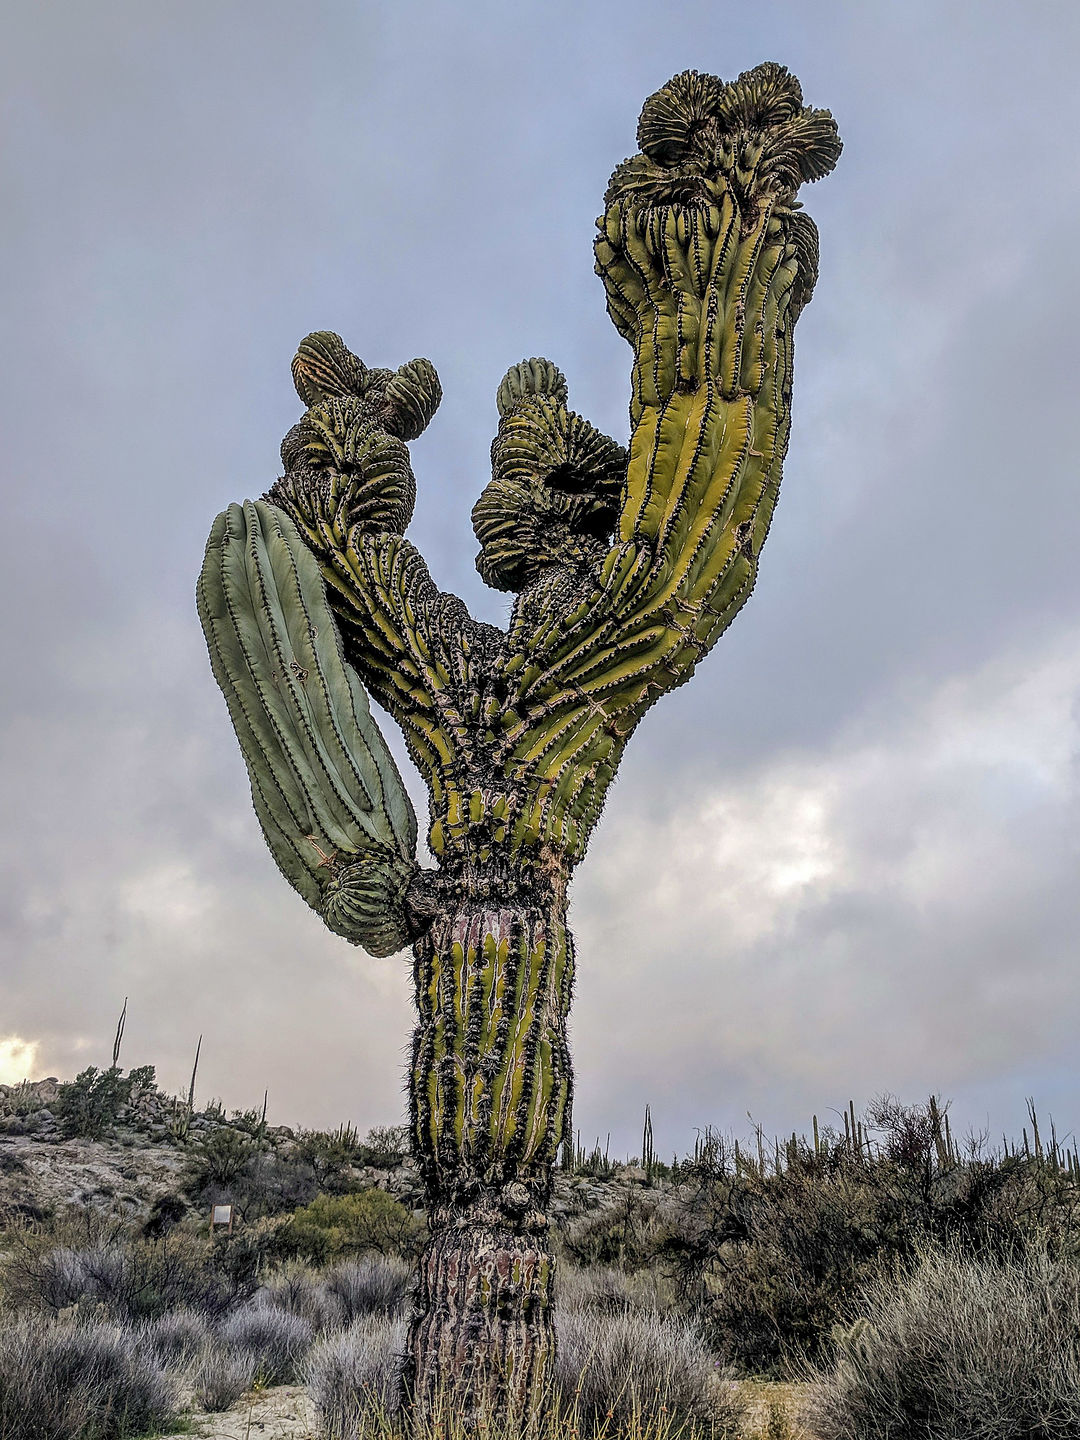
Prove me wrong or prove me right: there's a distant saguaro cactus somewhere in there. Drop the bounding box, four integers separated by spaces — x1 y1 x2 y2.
198 64 840 1424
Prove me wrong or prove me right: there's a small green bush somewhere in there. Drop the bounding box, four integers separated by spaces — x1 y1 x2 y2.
284 1123 410 1198
358 1124 410 1168
276 1189 424 1263
295 1124 367 1185
53 1066 156 1140
184 1126 261 1190
182 1128 340 1218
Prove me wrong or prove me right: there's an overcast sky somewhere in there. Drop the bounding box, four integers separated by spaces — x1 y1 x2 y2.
2 1 1079 1159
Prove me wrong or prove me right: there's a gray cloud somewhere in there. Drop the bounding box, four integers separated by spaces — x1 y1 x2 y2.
572 627 1080 1147
2 1 1079 1155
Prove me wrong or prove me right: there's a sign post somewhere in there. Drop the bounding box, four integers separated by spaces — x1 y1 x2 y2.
210 1203 234 1234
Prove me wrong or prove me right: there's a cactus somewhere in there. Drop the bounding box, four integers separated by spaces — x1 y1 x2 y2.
198 64 840 1424
197 498 418 956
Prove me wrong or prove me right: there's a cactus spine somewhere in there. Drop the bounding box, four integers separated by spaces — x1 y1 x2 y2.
199 64 840 1424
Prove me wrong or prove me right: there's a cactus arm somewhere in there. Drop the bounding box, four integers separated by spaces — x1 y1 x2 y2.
318 531 474 755
271 518 502 865
265 335 506 861
268 452 475 742
197 498 419 955
480 67 838 860
593 193 796 651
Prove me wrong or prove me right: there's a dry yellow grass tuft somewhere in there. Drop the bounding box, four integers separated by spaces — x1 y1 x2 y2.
735 1381 813 1440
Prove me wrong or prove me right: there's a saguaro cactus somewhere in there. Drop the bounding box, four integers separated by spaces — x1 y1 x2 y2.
198 65 840 1423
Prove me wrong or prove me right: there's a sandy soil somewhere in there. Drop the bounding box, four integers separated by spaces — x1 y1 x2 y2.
156 1385 318 1440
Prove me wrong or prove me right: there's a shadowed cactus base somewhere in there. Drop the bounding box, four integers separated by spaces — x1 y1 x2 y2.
198 61 840 1426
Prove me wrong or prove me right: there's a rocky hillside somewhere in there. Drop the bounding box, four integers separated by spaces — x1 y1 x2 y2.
0 1076 663 1231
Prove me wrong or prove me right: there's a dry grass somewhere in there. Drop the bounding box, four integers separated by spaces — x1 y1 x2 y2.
158 1379 809 1440
735 1382 812 1439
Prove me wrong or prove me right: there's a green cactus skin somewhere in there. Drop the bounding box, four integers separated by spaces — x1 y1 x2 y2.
202 64 839 1423
196 499 418 957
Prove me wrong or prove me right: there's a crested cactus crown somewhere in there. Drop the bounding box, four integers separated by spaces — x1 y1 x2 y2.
472 359 627 592
613 62 841 206
276 332 442 537
600 64 840 328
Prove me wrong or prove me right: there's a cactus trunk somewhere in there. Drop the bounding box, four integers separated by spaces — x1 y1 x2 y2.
407 1215 555 1424
402 878 571 1421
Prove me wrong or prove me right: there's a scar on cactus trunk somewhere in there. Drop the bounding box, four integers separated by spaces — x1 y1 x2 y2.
197 63 840 1426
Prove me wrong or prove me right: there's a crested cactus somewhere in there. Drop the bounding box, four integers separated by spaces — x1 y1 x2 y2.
198 64 840 1424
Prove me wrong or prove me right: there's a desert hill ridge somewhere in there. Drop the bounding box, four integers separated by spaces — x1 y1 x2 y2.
0 1074 651 1229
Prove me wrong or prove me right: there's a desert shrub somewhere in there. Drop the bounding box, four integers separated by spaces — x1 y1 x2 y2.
184 1125 261 1192
306 1315 406 1438
233 1148 325 1214
558 1264 667 1314
309 1307 739 1439
141 1192 188 1238
192 1346 256 1411
807 1242 1080 1440
53 1066 157 1140
294 1124 368 1192
253 1254 411 1335
357 1124 410 1168
138 1307 210 1369
562 1190 665 1271
555 1306 744 1437
208 1221 279 1292
659 1097 1080 1374
218 1303 313 1384
225 1105 269 1138
1 1215 261 1320
256 1261 346 1330
325 1256 412 1322
293 1123 410 1177
32 1245 126 1313
185 1120 409 1221
184 1132 353 1219
276 1189 424 1263
0 1315 176 1440
0 1081 50 1120
684 1160 895 1372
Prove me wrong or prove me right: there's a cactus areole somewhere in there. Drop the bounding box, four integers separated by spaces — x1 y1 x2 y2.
197 66 840 1423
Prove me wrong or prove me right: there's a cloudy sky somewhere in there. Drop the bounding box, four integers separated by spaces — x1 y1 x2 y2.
2 1 1079 1158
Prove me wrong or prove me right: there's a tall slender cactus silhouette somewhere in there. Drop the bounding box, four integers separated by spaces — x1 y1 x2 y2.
198 63 840 1425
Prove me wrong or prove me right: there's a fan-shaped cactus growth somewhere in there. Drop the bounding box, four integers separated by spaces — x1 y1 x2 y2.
198 64 840 1425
